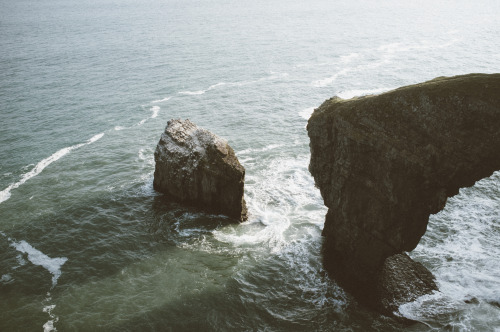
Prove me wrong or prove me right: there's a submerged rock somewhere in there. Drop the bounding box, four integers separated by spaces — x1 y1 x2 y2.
153 119 247 221
308 73 500 313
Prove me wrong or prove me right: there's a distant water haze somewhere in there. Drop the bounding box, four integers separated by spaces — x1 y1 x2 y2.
0 0 499 330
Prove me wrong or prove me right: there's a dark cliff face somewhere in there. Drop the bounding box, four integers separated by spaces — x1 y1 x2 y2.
307 73 500 313
154 119 247 221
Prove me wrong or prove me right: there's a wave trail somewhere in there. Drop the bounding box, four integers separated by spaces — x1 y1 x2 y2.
178 90 206 95
208 82 227 90
43 301 58 332
178 73 290 97
312 68 350 87
0 133 104 204
151 96 171 103
178 82 228 96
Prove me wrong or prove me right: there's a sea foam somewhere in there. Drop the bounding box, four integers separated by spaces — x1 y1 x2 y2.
237 144 283 156
42 294 59 332
397 291 465 322
177 75 289 97
1 274 12 283
151 96 171 103
178 82 226 96
0 133 104 204
312 68 350 87
337 87 394 99
151 106 160 118
10 240 68 287
298 107 315 120
178 90 206 95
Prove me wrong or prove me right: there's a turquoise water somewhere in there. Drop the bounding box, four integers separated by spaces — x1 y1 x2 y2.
1 0 499 330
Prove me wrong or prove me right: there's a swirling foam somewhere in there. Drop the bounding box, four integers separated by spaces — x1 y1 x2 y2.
237 144 283 156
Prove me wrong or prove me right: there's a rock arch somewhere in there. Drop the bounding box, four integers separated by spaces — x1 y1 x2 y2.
307 73 500 314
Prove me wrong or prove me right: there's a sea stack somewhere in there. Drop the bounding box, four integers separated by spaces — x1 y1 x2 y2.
307 73 500 314
153 119 248 221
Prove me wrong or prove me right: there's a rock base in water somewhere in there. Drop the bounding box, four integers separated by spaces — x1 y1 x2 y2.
323 243 438 316
153 119 247 221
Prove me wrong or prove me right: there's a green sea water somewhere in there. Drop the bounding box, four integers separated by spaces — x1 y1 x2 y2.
1 0 499 330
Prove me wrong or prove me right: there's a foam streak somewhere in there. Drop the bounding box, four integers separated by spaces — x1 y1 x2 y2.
151 96 171 103
0 133 104 204
10 240 68 287
178 90 206 95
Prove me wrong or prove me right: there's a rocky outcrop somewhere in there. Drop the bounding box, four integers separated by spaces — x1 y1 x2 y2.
375 253 438 315
308 73 500 313
153 119 247 221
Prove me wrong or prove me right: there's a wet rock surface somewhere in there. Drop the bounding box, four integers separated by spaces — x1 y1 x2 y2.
154 119 247 221
308 73 500 313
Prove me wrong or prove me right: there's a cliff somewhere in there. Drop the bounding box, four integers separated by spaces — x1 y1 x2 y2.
307 73 500 313
154 119 248 221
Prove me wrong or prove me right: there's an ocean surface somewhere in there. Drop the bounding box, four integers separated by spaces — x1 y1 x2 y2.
1 0 499 330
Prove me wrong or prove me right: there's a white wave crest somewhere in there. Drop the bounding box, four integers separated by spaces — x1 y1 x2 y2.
43 303 57 332
237 144 283 156
10 240 68 287
16 254 27 267
178 74 289 97
214 156 325 255
151 96 171 103
151 106 160 118
114 126 126 131
213 213 290 253
312 68 350 87
299 107 315 120
208 82 226 90
178 82 226 96
87 133 104 143
178 90 206 95
377 38 460 54
1 274 12 283
337 87 395 99
397 291 465 322
0 133 104 204
340 52 360 63
42 293 60 332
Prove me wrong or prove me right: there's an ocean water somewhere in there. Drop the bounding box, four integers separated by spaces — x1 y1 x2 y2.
1 0 499 330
